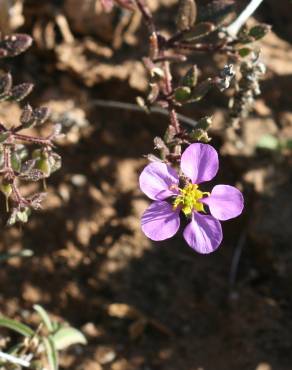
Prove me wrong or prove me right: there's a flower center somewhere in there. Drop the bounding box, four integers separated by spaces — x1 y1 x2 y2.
173 183 209 216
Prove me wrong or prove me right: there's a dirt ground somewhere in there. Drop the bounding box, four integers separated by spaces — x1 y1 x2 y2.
1 1 292 370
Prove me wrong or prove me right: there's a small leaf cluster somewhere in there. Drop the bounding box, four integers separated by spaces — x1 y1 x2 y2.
229 51 266 126
137 0 239 165
225 23 270 126
0 34 62 224
236 24 271 57
0 305 86 370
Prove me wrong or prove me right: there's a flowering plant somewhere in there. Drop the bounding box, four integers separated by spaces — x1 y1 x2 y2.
140 143 244 254
122 0 269 254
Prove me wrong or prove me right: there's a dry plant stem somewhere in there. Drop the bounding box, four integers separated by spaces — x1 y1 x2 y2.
135 0 182 137
229 231 247 291
166 30 187 46
3 144 12 174
163 60 181 134
13 133 51 146
174 42 231 53
153 55 186 63
12 182 26 205
163 61 172 94
0 351 30 368
170 109 180 134
87 99 199 128
135 0 155 33
227 0 265 37
3 145 15 210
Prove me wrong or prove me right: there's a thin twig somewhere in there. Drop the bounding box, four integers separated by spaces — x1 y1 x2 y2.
134 0 155 33
169 109 180 133
162 60 181 133
3 144 11 170
153 54 187 63
229 231 247 289
12 182 26 205
174 42 230 53
13 133 51 146
87 99 198 128
226 0 265 38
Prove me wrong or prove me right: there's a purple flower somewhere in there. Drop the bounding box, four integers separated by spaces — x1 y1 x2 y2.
139 143 244 254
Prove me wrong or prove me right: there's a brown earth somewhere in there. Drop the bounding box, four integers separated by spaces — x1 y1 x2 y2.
1 1 292 370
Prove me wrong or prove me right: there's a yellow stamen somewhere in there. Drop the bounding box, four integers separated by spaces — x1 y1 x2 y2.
173 183 209 216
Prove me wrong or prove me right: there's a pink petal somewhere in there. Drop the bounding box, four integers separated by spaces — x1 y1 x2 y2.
202 185 244 221
183 212 222 254
141 201 180 241
180 143 219 184
139 162 179 200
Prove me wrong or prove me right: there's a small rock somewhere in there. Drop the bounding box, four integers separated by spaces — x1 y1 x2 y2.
95 346 116 365
82 322 102 338
111 359 135 370
77 359 103 370
256 363 272 370
71 174 87 187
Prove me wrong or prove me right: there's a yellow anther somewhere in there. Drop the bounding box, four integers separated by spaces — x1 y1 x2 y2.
173 183 209 216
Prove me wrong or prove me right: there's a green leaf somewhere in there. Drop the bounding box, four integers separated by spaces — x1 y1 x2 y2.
249 24 271 41
6 343 23 355
257 134 279 151
188 78 213 102
174 86 191 102
283 139 292 150
181 65 198 88
43 337 58 370
0 317 34 337
49 153 62 174
52 327 87 351
0 132 10 143
190 128 211 143
196 116 213 130
33 305 53 333
11 152 21 172
238 47 252 58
